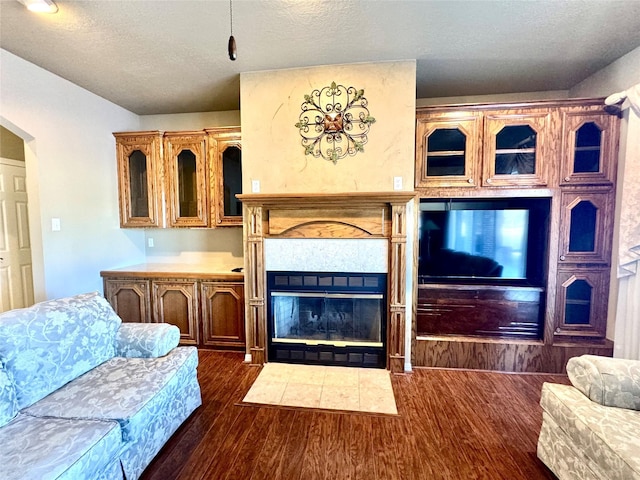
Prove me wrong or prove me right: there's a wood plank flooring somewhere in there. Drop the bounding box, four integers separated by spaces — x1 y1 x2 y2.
140 350 569 480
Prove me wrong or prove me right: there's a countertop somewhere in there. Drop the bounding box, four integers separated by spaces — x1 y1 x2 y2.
100 262 244 280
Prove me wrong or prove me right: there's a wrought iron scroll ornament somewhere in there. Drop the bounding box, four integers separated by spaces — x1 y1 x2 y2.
294 82 376 164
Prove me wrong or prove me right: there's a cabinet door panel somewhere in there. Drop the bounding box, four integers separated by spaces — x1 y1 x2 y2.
558 190 613 264
415 113 481 188
201 282 245 348
164 133 209 227
554 268 609 339
561 111 618 185
114 132 163 228
207 127 243 227
482 110 550 187
152 280 199 345
104 279 151 323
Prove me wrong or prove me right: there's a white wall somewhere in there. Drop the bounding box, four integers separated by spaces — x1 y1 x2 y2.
0 49 145 300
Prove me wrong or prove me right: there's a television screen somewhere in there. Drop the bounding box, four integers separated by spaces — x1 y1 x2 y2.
418 198 550 284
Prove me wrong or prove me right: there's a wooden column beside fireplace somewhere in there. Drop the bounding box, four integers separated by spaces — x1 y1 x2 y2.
238 192 416 373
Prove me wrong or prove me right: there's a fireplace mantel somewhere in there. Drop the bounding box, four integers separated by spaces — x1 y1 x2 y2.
239 191 416 373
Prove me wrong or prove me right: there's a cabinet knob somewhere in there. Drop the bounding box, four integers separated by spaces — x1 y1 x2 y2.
560 255 566 261
486 178 492 184
467 178 474 184
564 176 571 182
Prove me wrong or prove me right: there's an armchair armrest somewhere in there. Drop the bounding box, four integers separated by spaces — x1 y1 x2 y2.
567 354 640 410
115 323 180 358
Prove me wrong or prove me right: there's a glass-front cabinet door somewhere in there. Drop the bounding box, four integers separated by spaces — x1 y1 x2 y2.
558 190 613 264
207 127 242 226
554 268 608 338
164 132 209 227
415 113 481 188
560 110 618 185
482 110 550 187
114 131 163 228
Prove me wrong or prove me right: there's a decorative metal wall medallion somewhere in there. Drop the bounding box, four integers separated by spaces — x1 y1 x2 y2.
294 82 376 164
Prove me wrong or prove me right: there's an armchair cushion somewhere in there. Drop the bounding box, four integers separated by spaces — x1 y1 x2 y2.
115 323 180 358
567 355 640 410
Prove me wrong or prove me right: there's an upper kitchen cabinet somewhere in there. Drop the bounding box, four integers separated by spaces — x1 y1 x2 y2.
114 131 163 228
415 112 481 188
560 108 619 186
206 127 243 227
163 132 209 228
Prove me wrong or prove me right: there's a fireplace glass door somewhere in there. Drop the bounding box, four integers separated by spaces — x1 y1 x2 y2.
267 272 386 367
272 292 383 346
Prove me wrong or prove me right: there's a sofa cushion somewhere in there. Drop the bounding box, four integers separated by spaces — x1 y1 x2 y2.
115 322 180 358
540 382 640 479
24 346 199 442
0 292 122 409
0 413 123 480
567 354 640 410
0 360 18 427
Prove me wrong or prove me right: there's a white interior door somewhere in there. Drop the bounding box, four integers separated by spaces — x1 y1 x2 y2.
0 158 34 312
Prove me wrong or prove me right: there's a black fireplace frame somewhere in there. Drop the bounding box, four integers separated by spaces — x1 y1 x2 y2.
266 271 387 368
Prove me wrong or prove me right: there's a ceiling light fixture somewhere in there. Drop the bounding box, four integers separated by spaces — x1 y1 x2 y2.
228 0 237 61
17 0 58 14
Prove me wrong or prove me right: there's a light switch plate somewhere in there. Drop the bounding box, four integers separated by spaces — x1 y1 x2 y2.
51 218 61 231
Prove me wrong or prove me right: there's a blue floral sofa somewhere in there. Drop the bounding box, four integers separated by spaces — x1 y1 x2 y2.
537 355 640 479
0 292 202 480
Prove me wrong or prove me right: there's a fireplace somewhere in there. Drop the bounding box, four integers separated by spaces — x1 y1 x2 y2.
267 271 387 368
238 192 415 373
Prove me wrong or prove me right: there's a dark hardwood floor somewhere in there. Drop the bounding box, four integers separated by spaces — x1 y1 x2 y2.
141 350 568 480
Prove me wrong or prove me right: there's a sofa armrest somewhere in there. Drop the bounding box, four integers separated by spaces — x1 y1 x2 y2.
115 323 180 358
566 355 640 410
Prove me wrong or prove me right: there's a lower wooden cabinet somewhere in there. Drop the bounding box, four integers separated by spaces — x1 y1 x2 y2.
152 280 199 345
101 270 245 350
201 282 245 348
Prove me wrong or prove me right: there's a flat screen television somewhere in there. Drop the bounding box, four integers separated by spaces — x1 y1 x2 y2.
418 197 551 286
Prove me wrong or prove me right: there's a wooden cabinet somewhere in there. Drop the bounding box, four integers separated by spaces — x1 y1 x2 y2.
415 112 481 188
103 279 151 324
201 282 245 348
163 132 209 228
113 131 163 228
557 190 614 265
102 268 245 350
560 109 618 186
415 98 620 348
152 279 199 345
554 268 610 338
415 107 551 189
482 110 550 187
113 127 242 229
206 127 243 227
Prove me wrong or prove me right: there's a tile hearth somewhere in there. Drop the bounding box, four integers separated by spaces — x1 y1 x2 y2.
241 363 398 415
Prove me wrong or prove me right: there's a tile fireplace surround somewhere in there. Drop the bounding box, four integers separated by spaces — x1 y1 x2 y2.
238 192 415 373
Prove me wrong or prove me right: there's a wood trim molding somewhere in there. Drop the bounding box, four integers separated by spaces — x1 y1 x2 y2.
241 192 416 373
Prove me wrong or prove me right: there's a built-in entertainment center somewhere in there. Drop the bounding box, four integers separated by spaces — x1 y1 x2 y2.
414 98 619 372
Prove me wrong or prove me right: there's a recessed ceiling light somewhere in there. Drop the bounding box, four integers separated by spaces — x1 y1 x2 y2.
17 0 58 14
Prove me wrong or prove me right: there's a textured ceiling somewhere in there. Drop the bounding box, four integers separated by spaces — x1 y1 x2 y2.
2 0 640 115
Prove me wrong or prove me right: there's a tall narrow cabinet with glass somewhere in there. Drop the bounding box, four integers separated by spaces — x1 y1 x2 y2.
114 131 163 228
206 127 243 227
163 132 209 227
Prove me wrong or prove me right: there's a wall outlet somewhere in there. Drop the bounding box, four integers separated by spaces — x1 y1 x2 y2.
147 238 154 248
251 180 261 193
393 176 403 190
51 218 61 231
